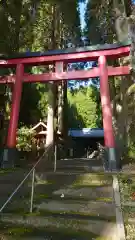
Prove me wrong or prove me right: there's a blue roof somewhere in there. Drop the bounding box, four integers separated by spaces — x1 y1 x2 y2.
68 128 104 138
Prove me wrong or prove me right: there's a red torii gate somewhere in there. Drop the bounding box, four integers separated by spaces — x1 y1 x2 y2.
0 42 131 170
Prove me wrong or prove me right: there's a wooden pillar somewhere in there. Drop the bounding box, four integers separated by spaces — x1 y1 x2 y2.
98 56 117 171
7 64 24 147
1 64 24 168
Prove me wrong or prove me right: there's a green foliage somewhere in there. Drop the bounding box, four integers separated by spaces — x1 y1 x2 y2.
67 86 102 129
84 0 135 161
128 143 135 161
0 0 104 150
84 0 116 45
19 83 42 125
37 84 48 120
17 126 36 151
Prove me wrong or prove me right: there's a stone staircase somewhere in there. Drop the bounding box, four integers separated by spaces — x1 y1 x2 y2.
0 158 118 240
45 157 105 172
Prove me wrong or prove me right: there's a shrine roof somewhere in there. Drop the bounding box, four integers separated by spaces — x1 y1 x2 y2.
31 121 47 131
68 128 104 138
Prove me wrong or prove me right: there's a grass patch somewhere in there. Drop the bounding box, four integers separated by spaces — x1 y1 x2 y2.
0 222 34 237
122 206 135 220
34 193 49 200
125 223 135 240
116 175 135 240
96 197 112 202
28 179 53 187
7 226 33 235
118 175 135 203
72 183 111 188
0 168 20 175
123 207 135 240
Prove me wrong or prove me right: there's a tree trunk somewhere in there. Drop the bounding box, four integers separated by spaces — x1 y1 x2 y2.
57 13 67 141
46 4 58 147
112 0 133 160
46 82 54 146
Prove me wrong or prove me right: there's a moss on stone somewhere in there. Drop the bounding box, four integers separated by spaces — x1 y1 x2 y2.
71 174 112 187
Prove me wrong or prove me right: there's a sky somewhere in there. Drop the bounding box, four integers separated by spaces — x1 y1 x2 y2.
79 1 87 30
67 1 92 90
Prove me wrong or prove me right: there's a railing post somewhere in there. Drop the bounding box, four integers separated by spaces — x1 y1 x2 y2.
54 144 57 172
0 148 49 213
30 168 35 213
98 56 117 171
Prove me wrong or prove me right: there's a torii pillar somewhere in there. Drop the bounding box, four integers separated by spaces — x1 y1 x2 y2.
1 64 24 168
98 56 118 171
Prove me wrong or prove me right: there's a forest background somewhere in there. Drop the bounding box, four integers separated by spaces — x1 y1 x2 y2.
0 0 134 162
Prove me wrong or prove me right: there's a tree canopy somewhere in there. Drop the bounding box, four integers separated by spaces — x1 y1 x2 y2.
67 86 102 129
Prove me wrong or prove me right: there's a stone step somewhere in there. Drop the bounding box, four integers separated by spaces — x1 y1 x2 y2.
0 173 113 208
33 184 113 200
34 172 112 185
45 166 104 172
37 158 103 172
0 213 118 239
43 159 100 165
49 164 102 168
35 200 116 219
57 158 102 165
0 167 108 186
0 169 29 183
35 192 113 202
1 184 114 215
0 184 113 213
0 181 31 196
62 158 98 160
0 172 112 192
3 197 115 220
51 165 102 170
